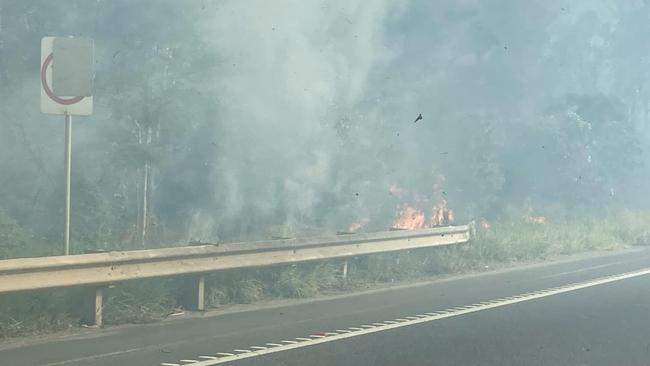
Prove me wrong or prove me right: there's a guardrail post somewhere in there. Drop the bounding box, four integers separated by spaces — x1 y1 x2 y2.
81 286 104 327
469 220 477 239
181 275 205 311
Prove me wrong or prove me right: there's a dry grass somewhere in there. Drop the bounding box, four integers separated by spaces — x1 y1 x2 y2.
2 210 649 338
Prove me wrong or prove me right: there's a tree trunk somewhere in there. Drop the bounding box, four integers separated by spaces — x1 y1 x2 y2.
140 126 152 247
141 162 148 247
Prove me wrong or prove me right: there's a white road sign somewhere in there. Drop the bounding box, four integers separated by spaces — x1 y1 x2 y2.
40 37 94 115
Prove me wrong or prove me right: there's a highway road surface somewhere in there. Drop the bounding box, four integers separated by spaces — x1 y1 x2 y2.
3 247 650 366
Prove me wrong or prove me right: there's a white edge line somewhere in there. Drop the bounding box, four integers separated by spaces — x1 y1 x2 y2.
173 267 650 366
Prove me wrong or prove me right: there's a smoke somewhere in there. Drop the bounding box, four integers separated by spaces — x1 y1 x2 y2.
1 1 647 248
187 0 406 240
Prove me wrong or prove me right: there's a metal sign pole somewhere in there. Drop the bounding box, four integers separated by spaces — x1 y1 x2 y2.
41 37 94 255
64 112 72 255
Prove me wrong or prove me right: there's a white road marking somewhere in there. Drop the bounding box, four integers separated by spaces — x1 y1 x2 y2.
250 346 267 350
199 356 217 360
215 353 234 356
266 343 282 347
41 347 148 366
164 266 650 366
537 260 633 280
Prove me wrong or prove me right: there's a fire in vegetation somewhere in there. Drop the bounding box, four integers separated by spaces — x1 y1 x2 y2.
390 178 454 230
393 205 426 230
525 208 546 224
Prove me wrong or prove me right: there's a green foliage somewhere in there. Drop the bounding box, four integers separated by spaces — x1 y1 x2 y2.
0 288 82 338
270 263 340 298
2 211 649 339
466 216 635 265
271 267 318 298
4 0 650 340
0 210 49 259
205 271 265 304
102 279 177 324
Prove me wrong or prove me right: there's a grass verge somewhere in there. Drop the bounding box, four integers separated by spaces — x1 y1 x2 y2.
1 211 649 338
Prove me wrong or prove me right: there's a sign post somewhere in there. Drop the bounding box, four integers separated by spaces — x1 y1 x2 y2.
40 37 94 255
64 112 72 255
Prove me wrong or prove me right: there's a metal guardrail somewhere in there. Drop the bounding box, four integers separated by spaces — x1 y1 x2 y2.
0 224 470 326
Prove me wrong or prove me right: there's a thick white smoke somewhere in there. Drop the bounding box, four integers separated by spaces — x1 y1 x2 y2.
187 0 405 240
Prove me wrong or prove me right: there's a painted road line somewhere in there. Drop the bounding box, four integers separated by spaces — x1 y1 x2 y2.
537 260 633 280
163 266 650 366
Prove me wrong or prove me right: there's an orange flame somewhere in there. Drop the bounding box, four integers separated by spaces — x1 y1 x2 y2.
525 207 546 224
388 180 455 230
527 215 546 224
480 218 491 229
392 205 426 230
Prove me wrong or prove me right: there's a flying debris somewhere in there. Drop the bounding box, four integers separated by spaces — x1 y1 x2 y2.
413 113 423 123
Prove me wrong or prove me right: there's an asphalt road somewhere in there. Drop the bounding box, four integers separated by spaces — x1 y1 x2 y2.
3 247 650 366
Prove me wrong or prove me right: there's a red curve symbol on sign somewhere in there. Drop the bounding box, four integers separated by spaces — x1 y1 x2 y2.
41 53 84 105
